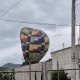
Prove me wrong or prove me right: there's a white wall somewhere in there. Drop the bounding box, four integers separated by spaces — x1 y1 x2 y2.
51 45 80 80
15 61 52 80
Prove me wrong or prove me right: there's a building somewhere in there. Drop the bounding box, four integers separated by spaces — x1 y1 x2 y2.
15 45 80 80
51 45 80 80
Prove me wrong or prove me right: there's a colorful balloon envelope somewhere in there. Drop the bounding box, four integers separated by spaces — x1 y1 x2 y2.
20 27 49 64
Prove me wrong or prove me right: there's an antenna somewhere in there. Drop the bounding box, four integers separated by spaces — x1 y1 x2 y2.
62 43 65 49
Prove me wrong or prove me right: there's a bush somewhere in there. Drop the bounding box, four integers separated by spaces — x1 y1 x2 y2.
51 70 71 80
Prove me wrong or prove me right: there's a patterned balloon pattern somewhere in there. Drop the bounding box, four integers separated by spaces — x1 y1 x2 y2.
20 27 49 64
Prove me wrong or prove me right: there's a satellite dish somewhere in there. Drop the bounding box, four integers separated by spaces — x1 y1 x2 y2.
20 27 49 64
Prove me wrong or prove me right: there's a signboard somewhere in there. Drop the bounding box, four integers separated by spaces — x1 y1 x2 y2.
20 27 49 64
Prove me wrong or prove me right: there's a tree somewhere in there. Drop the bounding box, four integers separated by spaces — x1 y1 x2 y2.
51 70 71 80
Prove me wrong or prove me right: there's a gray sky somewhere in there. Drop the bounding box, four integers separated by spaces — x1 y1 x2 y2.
0 0 80 66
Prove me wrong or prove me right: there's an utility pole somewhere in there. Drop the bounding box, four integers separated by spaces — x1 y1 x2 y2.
78 25 80 80
78 25 80 46
57 61 59 80
29 63 31 80
42 62 46 80
71 0 76 80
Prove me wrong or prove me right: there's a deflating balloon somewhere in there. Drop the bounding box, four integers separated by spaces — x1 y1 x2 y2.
20 27 49 64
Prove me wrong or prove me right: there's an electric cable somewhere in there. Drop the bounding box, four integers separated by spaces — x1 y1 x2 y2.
0 0 22 18
0 0 79 26
0 19 56 25
0 18 79 26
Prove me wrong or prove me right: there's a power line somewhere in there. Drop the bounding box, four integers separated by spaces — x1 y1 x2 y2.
0 0 79 26
0 19 56 25
0 18 79 26
0 0 22 18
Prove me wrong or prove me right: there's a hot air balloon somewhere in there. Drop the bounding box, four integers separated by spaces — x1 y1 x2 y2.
20 27 49 64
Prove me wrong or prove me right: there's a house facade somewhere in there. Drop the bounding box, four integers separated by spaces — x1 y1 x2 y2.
51 45 80 80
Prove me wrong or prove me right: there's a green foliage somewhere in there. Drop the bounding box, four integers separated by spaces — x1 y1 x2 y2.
0 73 3 80
0 67 15 80
51 70 71 80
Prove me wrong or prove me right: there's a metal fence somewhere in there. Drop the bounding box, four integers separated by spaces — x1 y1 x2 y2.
0 69 80 80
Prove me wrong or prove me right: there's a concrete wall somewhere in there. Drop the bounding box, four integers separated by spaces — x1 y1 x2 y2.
51 45 80 80
51 48 72 70
15 61 52 80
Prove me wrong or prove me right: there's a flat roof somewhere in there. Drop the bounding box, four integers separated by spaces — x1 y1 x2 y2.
51 45 79 54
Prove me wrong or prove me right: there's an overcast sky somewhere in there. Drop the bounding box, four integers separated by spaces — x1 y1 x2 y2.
0 0 80 66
